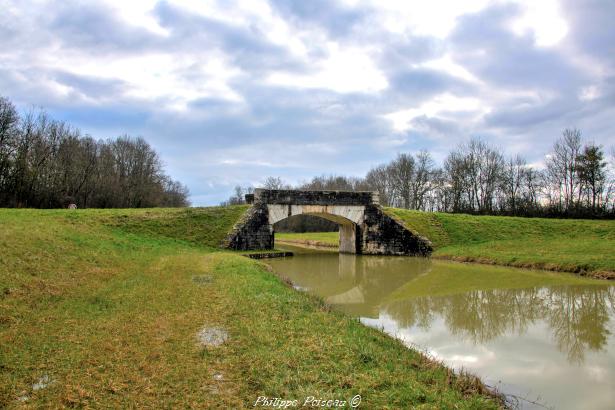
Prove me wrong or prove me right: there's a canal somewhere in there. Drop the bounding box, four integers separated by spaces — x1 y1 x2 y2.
268 245 615 409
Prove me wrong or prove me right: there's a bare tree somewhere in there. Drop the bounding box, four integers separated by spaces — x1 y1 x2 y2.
501 155 527 214
465 138 504 213
410 150 435 210
443 150 468 212
546 128 582 212
262 176 290 190
388 153 415 209
365 165 394 206
0 95 189 208
0 97 19 200
606 148 615 212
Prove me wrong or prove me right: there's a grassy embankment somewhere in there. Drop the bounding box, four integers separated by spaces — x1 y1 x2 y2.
387 209 615 279
280 209 615 279
0 207 501 408
276 231 339 248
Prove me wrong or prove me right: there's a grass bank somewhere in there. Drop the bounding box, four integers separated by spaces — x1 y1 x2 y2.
277 209 610 278
385 209 615 278
0 208 501 408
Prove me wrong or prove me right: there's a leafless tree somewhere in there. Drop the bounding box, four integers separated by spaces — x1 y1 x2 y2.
0 97 19 195
501 155 527 213
0 95 189 208
365 165 394 206
410 150 435 210
546 128 582 212
388 153 415 209
262 176 290 190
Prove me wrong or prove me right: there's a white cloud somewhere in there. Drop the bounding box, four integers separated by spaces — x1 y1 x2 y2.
510 0 568 47
267 43 388 93
384 93 487 132
102 0 169 36
170 0 312 58
418 55 482 84
342 0 568 47
342 0 492 38
579 85 600 102
50 51 243 109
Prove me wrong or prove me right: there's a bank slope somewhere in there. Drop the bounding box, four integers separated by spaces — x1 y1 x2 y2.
385 208 615 278
0 208 501 408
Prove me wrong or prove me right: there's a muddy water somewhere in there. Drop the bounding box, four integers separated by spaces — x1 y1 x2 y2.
267 245 615 410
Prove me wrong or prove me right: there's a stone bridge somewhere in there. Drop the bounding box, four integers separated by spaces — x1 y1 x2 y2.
223 189 432 256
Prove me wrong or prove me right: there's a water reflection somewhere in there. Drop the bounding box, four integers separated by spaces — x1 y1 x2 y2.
384 286 615 364
270 251 432 317
268 247 615 409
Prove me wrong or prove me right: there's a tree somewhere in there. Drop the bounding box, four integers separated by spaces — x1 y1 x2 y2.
0 95 189 208
262 176 289 190
467 138 504 213
300 175 356 191
576 144 607 211
443 150 467 212
0 97 19 201
365 165 394 206
388 153 415 209
410 151 435 210
501 155 527 214
546 128 582 212
442 138 503 213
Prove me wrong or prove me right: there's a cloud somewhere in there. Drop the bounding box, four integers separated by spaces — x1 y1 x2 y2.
384 93 486 133
267 43 388 93
1 0 614 205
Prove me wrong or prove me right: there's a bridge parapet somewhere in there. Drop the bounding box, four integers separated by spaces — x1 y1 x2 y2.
251 189 379 206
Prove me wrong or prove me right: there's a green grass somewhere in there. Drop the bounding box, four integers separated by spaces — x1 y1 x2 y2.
276 231 339 247
385 209 615 277
0 208 500 408
100 205 250 247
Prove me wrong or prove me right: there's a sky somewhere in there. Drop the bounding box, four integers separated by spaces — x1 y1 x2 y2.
1 0 614 205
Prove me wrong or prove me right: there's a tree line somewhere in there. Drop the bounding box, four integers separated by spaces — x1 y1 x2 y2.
226 130 615 222
0 96 189 208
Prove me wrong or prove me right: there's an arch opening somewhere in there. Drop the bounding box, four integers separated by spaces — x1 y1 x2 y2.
271 210 361 254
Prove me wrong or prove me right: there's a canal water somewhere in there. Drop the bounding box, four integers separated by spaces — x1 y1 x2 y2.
268 245 615 410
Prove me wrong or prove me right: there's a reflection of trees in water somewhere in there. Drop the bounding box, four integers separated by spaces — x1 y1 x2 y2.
384 286 615 364
545 287 613 364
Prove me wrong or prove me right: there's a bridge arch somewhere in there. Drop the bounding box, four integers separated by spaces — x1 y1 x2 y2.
269 204 363 253
223 189 432 256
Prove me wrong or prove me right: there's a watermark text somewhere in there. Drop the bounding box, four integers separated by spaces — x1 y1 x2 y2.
253 395 361 408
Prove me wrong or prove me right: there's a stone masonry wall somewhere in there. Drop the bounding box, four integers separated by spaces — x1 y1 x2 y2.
223 203 272 251
253 189 378 206
361 205 432 256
